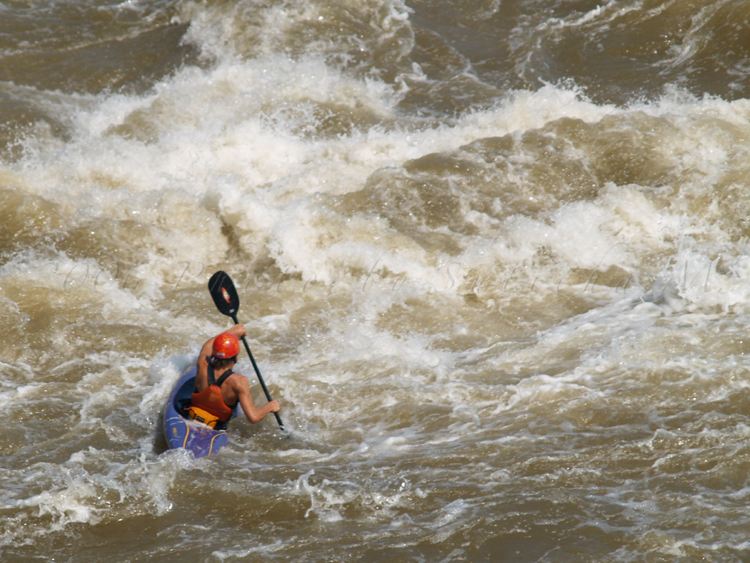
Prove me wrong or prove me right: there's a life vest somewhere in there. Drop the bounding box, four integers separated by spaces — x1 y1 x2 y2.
187 365 238 427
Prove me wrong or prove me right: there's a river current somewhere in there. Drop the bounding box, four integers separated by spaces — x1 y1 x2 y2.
2 0 750 561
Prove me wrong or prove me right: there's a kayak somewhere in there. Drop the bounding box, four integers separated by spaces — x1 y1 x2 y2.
163 365 237 458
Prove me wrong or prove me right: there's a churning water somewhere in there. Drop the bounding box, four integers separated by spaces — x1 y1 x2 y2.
3 0 750 561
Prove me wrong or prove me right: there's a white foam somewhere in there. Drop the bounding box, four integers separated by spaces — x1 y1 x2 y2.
7 0 750 558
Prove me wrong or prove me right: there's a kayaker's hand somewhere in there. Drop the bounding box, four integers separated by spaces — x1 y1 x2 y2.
267 400 281 413
230 324 247 339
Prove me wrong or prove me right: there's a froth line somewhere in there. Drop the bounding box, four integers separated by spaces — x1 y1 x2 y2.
44 246 727 307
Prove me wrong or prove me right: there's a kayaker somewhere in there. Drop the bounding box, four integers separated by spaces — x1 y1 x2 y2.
186 324 281 428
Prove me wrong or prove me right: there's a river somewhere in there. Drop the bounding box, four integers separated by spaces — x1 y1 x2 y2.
2 0 750 561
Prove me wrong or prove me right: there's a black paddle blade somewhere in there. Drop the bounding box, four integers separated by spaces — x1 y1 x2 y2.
208 271 239 317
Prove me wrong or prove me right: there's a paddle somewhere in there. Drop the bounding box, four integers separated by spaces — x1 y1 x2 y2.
208 270 285 431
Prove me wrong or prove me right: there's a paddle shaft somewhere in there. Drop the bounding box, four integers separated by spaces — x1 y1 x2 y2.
208 270 284 431
230 312 285 431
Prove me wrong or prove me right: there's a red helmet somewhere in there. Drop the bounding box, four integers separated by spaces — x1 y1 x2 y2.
213 332 239 359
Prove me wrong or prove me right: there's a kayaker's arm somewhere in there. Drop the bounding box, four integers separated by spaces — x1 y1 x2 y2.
232 374 281 424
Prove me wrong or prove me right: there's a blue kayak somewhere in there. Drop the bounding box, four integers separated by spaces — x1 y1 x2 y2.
163 366 237 458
